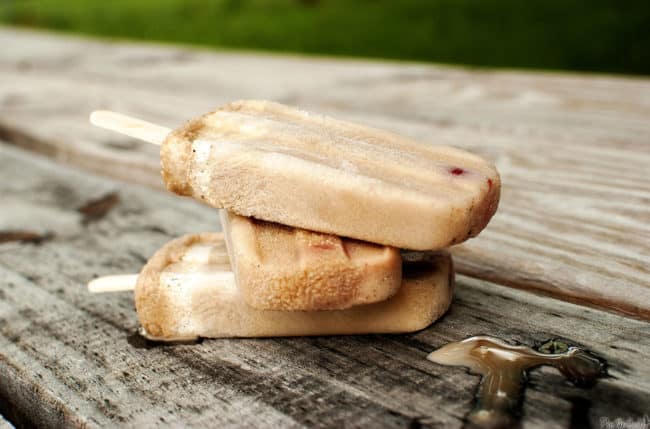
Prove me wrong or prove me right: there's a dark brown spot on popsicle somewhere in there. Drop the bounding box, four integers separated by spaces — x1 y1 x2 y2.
487 178 493 189
450 167 465 175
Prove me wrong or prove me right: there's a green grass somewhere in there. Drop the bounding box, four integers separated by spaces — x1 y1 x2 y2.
1 0 649 75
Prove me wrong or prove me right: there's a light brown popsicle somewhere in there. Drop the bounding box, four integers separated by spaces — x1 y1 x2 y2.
135 233 454 341
220 210 402 311
161 100 500 250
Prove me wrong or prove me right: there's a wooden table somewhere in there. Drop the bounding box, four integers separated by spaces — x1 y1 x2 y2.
0 29 648 428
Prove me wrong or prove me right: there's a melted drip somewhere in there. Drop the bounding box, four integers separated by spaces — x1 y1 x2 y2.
427 336 604 429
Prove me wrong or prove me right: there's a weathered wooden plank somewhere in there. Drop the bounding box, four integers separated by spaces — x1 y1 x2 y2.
0 29 648 319
0 143 648 428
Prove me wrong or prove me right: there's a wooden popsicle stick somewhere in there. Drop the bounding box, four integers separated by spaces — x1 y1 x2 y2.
89 111 171 145
88 274 138 293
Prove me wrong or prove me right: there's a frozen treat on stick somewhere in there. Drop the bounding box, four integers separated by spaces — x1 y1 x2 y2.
162 100 500 250
112 233 451 341
220 210 402 311
91 100 500 250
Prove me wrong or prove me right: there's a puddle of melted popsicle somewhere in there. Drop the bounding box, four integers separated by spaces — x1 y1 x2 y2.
427 336 605 429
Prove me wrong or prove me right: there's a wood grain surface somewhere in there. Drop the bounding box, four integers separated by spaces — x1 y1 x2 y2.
0 29 648 319
1 143 649 428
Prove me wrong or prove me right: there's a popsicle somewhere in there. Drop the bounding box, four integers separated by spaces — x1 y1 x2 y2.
159 100 500 250
220 210 402 311
134 233 454 341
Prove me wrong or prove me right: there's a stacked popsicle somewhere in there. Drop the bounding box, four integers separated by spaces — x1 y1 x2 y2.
89 100 500 341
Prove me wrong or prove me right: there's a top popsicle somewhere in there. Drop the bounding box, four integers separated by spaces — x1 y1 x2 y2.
161 100 499 250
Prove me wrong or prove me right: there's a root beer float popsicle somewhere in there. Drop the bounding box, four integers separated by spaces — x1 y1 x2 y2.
160 100 500 250
131 233 452 340
88 100 500 340
219 210 402 311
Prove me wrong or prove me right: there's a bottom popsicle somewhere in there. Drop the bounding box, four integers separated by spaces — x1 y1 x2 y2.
133 233 454 341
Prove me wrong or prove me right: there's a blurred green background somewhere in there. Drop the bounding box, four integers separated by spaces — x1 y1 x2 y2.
1 0 649 75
